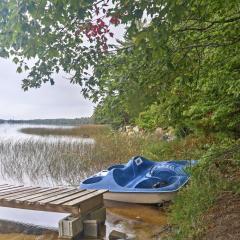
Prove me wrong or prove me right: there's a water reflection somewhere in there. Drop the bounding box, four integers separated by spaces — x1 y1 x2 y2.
0 124 168 239
0 207 68 229
0 217 58 240
106 201 168 240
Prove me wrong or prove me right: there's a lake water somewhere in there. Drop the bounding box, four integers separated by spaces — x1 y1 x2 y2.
0 124 167 239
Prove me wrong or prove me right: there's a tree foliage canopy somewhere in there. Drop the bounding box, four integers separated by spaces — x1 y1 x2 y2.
0 0 240 135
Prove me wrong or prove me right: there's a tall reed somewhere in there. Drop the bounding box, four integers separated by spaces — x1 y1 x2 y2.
19 124 110 138
0 133 146 186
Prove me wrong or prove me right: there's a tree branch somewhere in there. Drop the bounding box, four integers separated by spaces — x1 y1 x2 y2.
177 15 240 32
179 36 240 50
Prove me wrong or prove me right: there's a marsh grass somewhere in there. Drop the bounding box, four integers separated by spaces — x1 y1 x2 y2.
0 131 146 186
19 124 110 138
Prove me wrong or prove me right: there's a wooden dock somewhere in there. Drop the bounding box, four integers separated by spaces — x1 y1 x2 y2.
0 184 107 239
0 184 106 215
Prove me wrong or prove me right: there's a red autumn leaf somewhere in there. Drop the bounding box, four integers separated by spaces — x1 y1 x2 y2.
110 16 120 25
97 19 105 27
98 28 103 34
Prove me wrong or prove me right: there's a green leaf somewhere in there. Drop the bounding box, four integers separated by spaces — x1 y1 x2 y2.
17 66 22 73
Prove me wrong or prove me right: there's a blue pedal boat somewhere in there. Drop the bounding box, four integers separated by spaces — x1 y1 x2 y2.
80 156 196 204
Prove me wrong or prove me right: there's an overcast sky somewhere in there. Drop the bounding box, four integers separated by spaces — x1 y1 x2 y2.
0 8 126 121
0 58 94 120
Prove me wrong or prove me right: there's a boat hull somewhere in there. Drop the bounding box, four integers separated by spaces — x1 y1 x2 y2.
103 191 177 204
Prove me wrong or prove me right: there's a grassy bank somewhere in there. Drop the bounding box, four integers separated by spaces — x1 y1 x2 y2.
142 133 240 240
112 131 239 239
167 141 240 240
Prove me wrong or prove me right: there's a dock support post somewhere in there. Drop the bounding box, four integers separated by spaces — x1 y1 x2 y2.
58 207 106 239
58 215 83 240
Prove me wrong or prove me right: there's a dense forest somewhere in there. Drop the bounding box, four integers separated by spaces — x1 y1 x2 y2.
0 118 93 125
91 1 240 137
0 1 239 239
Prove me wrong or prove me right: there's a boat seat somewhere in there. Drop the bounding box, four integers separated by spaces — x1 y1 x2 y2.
113 167 135 187
150 167 177 179
112 158 154 187
135 177 169 189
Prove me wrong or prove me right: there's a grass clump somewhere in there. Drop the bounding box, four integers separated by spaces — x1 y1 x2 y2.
0 131 146 186
19 124 110 138
167 140 240 240
143 134 217 161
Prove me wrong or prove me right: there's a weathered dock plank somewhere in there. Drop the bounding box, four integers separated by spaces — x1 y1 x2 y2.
0 184 107 215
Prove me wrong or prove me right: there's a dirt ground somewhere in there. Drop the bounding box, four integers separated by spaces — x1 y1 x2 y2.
201 192 240 240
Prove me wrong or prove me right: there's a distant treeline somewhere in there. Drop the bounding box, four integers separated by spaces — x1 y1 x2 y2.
0 117 93 126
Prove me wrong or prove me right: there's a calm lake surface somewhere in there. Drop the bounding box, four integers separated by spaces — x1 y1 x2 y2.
0 124 167 240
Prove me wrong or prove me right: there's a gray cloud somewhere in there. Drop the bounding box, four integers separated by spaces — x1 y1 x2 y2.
0 58 94 119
